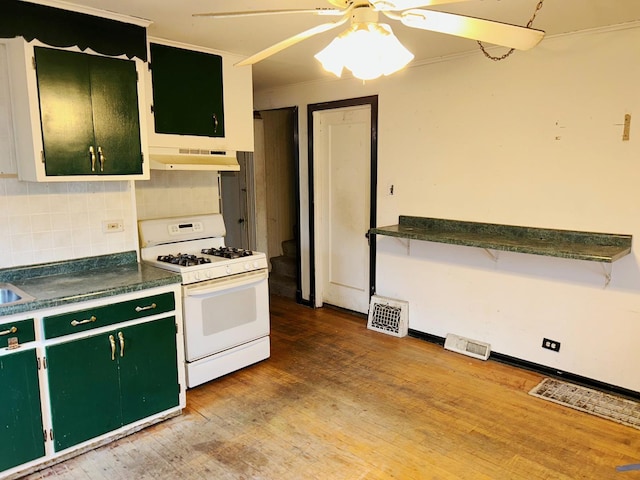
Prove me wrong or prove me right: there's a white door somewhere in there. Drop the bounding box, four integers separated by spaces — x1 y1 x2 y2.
313 105 371 313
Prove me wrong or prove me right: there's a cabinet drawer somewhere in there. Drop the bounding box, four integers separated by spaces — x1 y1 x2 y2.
0 318 35 348
44 292 175 339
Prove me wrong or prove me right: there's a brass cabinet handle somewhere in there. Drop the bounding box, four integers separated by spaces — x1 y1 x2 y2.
135 303 156 312
118 332 124 357
89 145 96 171
71 315 97 327
97 146 106 172
0 326 17 336
109 334 116 361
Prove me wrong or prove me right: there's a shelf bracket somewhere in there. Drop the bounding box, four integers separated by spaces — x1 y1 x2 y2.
394 237 410 255
601 263 612 289
483 248 499 263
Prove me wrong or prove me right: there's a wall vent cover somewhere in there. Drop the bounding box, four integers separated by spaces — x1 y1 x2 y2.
177 148 228 156
444 333 491 360
367 295 409 337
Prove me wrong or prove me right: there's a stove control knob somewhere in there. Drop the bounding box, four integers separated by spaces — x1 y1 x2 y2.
226 266 232 274
245 263 251 270
194 272 200 281
253 261 259 268
205 271 212 279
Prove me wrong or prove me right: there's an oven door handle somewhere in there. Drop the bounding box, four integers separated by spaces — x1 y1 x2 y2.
184 270 268 297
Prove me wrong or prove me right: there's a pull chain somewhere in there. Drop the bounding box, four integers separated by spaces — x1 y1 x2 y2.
477 0 545 61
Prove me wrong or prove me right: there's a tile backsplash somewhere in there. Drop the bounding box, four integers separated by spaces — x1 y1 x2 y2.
0 170 220 269
0 178 136 268
135 170 220 220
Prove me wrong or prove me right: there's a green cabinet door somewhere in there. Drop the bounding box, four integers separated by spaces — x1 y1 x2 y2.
89 54 142 175
34 47 143 177
0 349 45 472
119 317 179 425
46 317 179 452
46 333 121 451
35 47 95 176
150 43 225 138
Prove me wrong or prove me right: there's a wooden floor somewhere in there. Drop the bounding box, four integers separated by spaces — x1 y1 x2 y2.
23 295 640 479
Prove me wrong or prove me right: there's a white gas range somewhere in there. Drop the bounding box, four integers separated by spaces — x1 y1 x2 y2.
139 214 270 388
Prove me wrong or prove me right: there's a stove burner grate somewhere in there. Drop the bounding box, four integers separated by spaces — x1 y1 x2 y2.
201 247 254 259
157 254 212 267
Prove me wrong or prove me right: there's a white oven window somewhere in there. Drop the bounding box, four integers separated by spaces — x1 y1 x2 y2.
201 288 257 336
182 270 269 362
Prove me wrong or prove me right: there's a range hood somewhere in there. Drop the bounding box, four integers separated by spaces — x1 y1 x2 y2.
149 147 240 171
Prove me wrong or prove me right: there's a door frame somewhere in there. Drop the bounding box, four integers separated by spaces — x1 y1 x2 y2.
256 106 302 303
307 95 378 309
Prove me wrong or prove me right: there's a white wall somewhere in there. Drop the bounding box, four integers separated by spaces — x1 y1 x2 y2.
254 24 640 391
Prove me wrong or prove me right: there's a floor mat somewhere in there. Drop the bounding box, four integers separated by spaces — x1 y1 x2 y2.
529 378 640 430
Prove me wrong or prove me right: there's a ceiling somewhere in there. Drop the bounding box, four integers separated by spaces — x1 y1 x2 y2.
38 0 640 90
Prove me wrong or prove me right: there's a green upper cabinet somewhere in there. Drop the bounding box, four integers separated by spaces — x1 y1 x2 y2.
35 47 143 176
144 39 254 155
6 39 150 181
150 43 224 138
0 348 45 472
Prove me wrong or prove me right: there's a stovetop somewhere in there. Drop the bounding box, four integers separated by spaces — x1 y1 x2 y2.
141 239 267 284
201 247 254 259
138 214 268 284
157 253 212 267
155 247 254 267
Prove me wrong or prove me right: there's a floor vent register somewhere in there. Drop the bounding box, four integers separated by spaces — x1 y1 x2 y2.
529 378 640 430
367 295 409 337
444 333 491 360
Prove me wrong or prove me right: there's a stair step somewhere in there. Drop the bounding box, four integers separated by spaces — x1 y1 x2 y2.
282 239 297 258
270 255 296 278
269 273 297 299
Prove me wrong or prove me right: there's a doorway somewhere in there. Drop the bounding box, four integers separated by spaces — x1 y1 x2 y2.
221 153 254 249
308 96 378 314
255 107 301 301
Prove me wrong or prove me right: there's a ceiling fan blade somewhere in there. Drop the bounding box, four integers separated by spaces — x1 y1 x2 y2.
399 9 544 50
235 14 351 67
371 0 470 10
193 8 344 19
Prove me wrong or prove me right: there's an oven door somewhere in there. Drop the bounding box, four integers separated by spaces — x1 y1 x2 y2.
182 269 269 362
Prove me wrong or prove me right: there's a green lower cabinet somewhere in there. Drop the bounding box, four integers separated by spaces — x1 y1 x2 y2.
0 348 45 472
46 332 122 451
119 317 180 425
46 317 179 452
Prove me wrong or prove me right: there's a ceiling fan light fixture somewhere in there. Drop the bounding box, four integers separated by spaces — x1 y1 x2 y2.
315 21 414 80
314 37 346 76
370 0 438 11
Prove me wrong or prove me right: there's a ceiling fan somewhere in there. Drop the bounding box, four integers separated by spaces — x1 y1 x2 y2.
194 0 545 79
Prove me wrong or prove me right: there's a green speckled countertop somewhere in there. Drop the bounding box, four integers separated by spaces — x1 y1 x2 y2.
370 216 632 263
0 251 181 317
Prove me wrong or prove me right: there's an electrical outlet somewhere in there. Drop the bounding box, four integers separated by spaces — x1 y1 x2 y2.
102 220 124 233
542 337 561 352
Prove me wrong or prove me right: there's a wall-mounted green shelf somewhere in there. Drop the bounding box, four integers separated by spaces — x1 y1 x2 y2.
370 216 632 263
